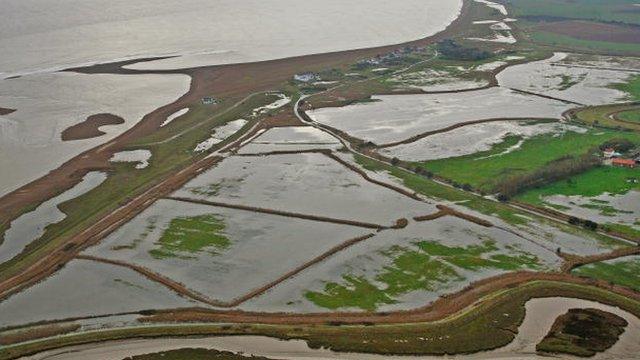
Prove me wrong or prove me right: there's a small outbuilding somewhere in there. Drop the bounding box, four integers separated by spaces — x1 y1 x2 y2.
612 158 636 168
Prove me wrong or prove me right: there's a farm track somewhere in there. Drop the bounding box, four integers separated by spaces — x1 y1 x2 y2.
560 247 640 273
166 196 389 230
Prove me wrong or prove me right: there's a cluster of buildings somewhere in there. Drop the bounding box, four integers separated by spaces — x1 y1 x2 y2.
603 148 639 168
356 45 424 68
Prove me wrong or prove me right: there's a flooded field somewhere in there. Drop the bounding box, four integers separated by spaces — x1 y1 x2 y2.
543 191 640 230
388 69 489 92
0 72 189 196
174 153 439 224
497 53 634 105
194 119 248 152
0 259 195 327
83 199 368 303
307 88 572 144
243 217 560 313
0 172 107 265
238 126 342 154
381 121 584 161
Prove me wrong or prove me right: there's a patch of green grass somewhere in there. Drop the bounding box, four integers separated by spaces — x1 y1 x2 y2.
618 110 640 123
149 215 229 260
531 31 640 55
419 129 640 193
306 240 542 311
612 75 640 101
557 73 586 91
573 256 640 291
509 0 640 26
601 223 640 239
517 167 640 205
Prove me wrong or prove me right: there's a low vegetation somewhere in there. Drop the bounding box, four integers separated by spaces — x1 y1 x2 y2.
124 348 278 360
536 308 628 357
150 215 229 260
573 256 640 292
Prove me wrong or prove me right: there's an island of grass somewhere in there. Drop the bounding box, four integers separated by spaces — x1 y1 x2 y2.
536 308 628 357
573 256 640 292
124 348 278 360
617 110 640 124
149 214 230 260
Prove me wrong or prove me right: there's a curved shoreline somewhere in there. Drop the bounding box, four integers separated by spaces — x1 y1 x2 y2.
60 114 125 141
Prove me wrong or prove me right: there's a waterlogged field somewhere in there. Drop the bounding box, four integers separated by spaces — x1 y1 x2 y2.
84 199 368 302
244 217 559 313
496 53 634 105
0 259 195 327
238 126 342 154
381 120 572 162
307 88 572 145
174 153 439 225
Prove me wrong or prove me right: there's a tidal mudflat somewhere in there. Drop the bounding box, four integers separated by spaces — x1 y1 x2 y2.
307 88 572 144
0 172 107 265
0 0 461 76
0 72 189 196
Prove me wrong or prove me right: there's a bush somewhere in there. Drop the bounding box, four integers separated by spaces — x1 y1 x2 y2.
437 39 491 61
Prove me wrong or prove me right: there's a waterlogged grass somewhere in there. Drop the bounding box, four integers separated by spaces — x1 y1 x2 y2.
602 223 640 239
573 256 640 292
306 240 541 311
149 215 230 260
612 74 640 101
418 129 640 193
517 167 640 205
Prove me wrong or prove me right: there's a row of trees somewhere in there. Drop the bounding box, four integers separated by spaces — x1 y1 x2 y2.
495 151 601 200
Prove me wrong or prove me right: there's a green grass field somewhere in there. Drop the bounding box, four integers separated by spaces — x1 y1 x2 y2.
530 31 640 55
149 215 229 260
618 110 640 123
573 256 640 292
517 166 640 205
613 75 640 101
306 239 543 311
417 128 640 193
509 0 640 26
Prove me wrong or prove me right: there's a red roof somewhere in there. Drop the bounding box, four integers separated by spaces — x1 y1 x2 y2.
612 158 636 166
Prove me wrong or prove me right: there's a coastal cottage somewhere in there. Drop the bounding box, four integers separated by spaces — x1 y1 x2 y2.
294 72 318 83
